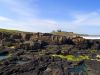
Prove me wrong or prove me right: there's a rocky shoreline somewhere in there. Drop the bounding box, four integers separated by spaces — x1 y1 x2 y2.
0 32 100 75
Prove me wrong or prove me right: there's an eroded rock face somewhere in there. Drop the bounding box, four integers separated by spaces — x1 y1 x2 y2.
0 32 100 75
0 32 73 50
1 32 100 50
85 60 100 75
0 53 90 75
72 36 100 50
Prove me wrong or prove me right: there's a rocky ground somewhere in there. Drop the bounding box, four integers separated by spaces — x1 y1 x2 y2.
0 31 100 75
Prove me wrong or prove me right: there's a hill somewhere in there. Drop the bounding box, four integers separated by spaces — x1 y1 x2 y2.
51 31 88 37
0 28 22 33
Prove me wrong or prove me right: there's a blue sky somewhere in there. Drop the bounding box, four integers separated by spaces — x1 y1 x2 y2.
0 0 100 34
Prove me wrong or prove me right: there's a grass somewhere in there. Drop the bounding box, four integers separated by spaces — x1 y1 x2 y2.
51 31 75 36
51 31 88 37
52 54 100 62
52 53 100 62
52 54 89 61
90 50 97 53
0 28 21 33
0 28 32 33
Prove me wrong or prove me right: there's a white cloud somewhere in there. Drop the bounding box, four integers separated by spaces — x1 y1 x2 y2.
0 0 38 17
0 0 100 33
0 16 58 32
71 11 100 26
58 11 100 31
0 16 13 22
0 0 55 32
0 0 59 32
1 11 100 32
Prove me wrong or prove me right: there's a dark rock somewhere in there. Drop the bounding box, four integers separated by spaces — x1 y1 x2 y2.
0 50 9 56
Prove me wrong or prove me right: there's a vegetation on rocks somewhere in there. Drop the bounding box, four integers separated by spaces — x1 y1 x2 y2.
0 28 100 75
52 54 89 61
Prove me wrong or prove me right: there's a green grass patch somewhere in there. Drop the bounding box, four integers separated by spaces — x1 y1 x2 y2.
52 54 89 61
0 28 31 33
0 28 21 33
90 50 97 53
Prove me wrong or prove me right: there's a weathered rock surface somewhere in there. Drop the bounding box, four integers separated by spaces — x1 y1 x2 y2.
0 32 100 75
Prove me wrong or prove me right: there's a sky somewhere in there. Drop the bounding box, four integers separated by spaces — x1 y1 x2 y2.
0 0 100 34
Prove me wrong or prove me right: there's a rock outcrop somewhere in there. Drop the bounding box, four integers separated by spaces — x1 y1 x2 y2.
0 31 100 75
